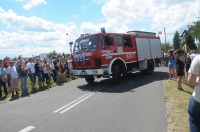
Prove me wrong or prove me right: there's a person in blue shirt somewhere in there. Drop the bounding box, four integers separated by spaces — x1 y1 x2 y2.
0 60 8 97
168 50 176 80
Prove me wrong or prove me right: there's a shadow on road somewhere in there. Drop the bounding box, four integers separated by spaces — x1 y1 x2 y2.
77 71 168 93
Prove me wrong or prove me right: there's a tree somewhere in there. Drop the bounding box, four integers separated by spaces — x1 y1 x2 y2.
161 43 172 52
188 20 200 42
47 50 58 58
173 31 181 50
186 35 197 50
197 43 200 51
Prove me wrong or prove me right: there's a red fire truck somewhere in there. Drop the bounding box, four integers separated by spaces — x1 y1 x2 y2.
70 30 162 84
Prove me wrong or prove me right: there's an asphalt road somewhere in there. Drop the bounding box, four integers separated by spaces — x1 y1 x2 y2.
0 67 168 132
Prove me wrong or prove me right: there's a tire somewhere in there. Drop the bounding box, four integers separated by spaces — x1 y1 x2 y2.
141 61 154 75
112 65 121 84
85 76 95 84
146 61 154 74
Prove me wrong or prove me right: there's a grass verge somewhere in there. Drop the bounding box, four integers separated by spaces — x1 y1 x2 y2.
163 78 193 132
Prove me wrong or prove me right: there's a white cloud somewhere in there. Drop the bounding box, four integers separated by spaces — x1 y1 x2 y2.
0 0 200 58
23 0 47 10
0 7 80 58
101 0 200 42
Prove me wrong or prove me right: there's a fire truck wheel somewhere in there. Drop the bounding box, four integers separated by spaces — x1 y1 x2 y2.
141 61 154 75
112 65 121 84
147 61 154 74
85 76 95 84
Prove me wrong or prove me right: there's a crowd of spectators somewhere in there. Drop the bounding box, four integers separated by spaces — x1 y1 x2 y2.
0 56 73 98
162 49 200 90
163 49 200 131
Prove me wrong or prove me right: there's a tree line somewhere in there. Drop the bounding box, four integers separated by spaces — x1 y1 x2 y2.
162 19 200 52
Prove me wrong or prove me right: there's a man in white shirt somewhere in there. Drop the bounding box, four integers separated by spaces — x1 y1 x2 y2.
27 58 36 91
190 50 197 61
7 61 19 96
187 54 200 131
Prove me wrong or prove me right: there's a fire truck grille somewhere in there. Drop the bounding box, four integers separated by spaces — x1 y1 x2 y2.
95 58 101 67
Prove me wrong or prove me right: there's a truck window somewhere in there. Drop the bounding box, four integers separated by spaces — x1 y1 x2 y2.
73 34 98 52
105 35 114 46
114 35 123 46
123 35 133 47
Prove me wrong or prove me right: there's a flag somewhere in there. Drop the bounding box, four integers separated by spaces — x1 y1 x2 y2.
158 31 162 34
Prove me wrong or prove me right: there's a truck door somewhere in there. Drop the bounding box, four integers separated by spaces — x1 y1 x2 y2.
122 35 137 62
101 35 116 67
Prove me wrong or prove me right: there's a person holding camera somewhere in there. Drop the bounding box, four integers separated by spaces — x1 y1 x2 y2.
0 60 8 97
18 60 29 96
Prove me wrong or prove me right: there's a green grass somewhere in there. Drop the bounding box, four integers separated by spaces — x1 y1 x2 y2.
163 78 193 132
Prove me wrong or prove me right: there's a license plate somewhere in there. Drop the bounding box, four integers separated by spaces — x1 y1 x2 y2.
74 55 85 61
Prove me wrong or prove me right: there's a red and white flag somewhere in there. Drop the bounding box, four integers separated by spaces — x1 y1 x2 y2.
158 31 162 34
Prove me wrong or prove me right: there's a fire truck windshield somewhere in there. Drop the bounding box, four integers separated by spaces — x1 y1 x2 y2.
73 34 98 52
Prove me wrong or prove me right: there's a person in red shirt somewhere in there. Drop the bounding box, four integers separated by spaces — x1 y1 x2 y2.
3 58 9 69
3 58 10 87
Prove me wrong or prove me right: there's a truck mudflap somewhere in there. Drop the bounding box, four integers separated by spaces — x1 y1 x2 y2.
73 69 104 76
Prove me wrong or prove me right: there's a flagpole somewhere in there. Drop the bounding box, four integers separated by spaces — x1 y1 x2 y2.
164 27 166 45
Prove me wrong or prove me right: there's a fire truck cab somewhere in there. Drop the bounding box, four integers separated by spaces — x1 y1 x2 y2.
71 31 162 84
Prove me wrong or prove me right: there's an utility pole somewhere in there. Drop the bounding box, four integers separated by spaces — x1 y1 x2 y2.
66 33 73 54
164 27 166 45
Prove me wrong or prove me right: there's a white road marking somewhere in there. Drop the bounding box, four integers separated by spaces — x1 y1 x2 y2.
59 92 95 113
53 84 108 113
53 92 92 113
18 126 35 132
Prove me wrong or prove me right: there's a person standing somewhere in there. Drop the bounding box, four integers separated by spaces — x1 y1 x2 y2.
35 58 44 90
168 50 176 80
18 60 29 96
187 54 200 132
3 58 9 69
53 57 60 84
51 58 56 82
27 58 36 91
185 54 192 78
0 60 8 97
43 60 50 87
67 56 73 77
174 49 185 91
6 61 19 96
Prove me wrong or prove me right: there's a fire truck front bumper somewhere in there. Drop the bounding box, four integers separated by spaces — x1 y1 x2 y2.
73 69 104 76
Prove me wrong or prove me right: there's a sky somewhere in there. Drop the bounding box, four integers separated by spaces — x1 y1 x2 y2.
0 0 200 59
